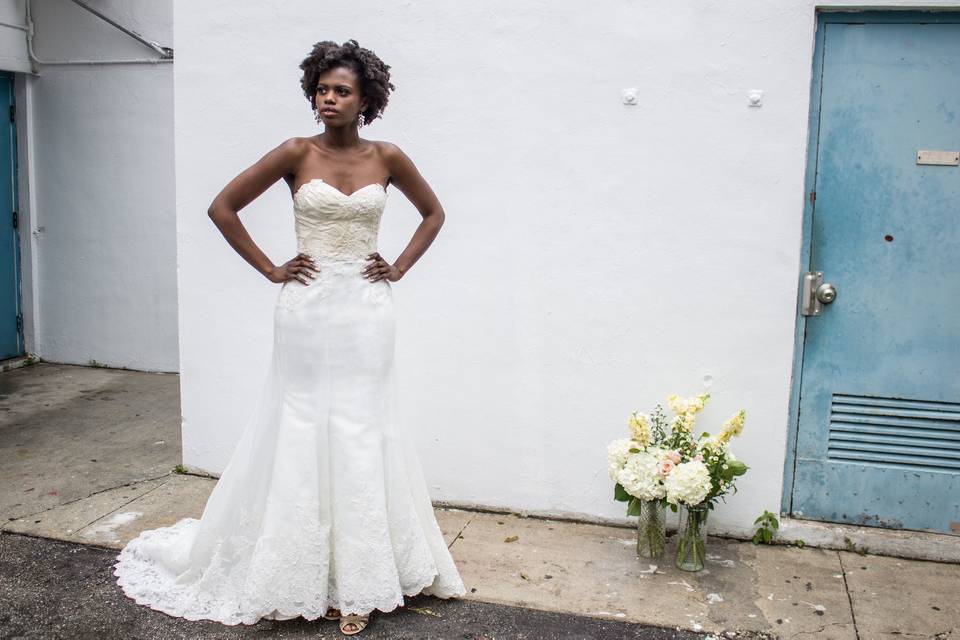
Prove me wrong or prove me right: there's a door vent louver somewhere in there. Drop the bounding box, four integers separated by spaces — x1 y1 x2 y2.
827 393 960 473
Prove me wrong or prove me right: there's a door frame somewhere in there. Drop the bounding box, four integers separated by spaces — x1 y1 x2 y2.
780 8 960 517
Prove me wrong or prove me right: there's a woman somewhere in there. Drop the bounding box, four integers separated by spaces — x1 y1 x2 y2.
113 39 466 636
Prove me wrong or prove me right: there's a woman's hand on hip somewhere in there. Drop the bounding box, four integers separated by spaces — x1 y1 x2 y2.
363 252 402 282
268 253 318 284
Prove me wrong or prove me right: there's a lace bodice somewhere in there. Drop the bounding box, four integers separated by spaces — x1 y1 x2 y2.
292 178 387 263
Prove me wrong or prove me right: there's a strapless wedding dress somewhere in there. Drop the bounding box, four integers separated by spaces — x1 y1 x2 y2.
112 178 466 624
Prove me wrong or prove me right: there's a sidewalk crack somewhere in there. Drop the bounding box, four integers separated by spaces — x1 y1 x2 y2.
71 479 170 537
788 622 852 638
837 550 861 640
3 472 175 525
447 511 475 549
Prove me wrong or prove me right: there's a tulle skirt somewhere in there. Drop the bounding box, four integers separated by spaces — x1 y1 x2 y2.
113 256 466 625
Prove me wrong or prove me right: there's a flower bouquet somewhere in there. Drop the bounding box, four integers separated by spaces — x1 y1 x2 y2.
608 390 749 569
660 392 749 571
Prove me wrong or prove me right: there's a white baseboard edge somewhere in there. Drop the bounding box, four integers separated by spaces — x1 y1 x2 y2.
433 500 960 564
775 517 960 564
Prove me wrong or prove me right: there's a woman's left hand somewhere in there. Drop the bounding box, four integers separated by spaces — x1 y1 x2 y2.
363 252 403 282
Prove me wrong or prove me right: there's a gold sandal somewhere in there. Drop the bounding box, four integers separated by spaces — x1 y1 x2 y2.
339 612 370 635
322 606 341 621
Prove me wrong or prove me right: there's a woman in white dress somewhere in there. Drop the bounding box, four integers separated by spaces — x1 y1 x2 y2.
113 39 466 636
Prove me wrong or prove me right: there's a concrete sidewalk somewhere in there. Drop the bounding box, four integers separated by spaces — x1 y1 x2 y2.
3 362 959 639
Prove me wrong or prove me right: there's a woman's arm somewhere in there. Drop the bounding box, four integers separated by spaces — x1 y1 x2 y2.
207 138 317 284
363 142 445 282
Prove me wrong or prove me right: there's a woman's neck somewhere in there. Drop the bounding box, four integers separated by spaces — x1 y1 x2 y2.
318 128 362 151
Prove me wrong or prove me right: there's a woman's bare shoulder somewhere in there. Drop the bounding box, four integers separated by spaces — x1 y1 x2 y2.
369 139 404 156
369 139 416 169
283 136 315 154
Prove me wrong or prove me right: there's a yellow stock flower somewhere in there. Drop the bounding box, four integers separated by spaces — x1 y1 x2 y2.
687 392 711 414
628 411 651 447
668 392 711 416
666 393 688 415
671 413 692 433
717 409 746 443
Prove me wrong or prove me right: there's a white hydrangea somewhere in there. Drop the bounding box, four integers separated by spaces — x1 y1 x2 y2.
664 459 712 506
616 449 667 501
607 438 635 481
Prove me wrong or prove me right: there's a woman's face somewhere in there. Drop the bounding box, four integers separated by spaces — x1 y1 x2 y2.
315 66 366 125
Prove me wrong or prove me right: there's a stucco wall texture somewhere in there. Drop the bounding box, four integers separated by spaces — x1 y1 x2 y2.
174 1 960 535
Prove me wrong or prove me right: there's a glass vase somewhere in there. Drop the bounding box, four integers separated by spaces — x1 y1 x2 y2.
635 500 666 559
675 504 709 572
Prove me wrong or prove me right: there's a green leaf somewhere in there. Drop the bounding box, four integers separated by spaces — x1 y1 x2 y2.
626 497 642 517
614 483 631 502
727 460 748 476
753 527 774 544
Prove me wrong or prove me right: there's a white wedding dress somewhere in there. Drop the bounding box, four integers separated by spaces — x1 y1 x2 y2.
113 177 466 624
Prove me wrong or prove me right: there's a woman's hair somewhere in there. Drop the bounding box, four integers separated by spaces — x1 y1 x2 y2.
299 39 395 125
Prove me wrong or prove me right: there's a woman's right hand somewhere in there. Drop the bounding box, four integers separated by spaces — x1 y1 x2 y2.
268 253 318 284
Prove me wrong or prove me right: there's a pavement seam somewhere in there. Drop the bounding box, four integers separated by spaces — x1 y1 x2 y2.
1 472 177 527
836 550 861 640
69 477 173 539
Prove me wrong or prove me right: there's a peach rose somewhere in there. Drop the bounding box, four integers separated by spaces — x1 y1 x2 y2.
657 459 676 476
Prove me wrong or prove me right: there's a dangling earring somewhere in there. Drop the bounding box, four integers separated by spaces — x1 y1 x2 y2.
357 112 366 128
314 108 323 126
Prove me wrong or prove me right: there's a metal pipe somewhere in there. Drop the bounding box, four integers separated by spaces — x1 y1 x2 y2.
66 0 172 59
0 20 29 32
25 0 173 72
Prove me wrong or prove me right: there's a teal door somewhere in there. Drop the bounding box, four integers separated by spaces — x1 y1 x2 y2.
789 13 960 534
0 71 21 359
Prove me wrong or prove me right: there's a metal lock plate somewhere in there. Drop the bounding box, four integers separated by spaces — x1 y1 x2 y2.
801 271 838 316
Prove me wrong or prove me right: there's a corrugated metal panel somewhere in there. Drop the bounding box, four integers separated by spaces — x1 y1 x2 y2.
828 394 960 473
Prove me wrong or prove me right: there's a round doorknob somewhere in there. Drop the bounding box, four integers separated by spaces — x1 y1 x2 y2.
816 282 837 304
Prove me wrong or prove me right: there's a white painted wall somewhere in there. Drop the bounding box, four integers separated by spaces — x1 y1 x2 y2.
0 1 29 73
175 1 960 535
4 0 177 371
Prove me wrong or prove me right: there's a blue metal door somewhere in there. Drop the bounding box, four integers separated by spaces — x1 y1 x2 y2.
790 13 960 533
0 71 21 359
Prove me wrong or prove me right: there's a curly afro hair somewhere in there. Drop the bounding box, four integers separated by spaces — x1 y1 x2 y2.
299 39 395 126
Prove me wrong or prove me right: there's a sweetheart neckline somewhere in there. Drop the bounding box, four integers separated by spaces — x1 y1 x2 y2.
293 177 387 201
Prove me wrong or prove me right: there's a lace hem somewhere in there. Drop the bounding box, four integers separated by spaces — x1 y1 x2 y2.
113 518 466 625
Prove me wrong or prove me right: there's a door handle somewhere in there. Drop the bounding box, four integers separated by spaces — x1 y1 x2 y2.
801 271 838 316
816 282 837 304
